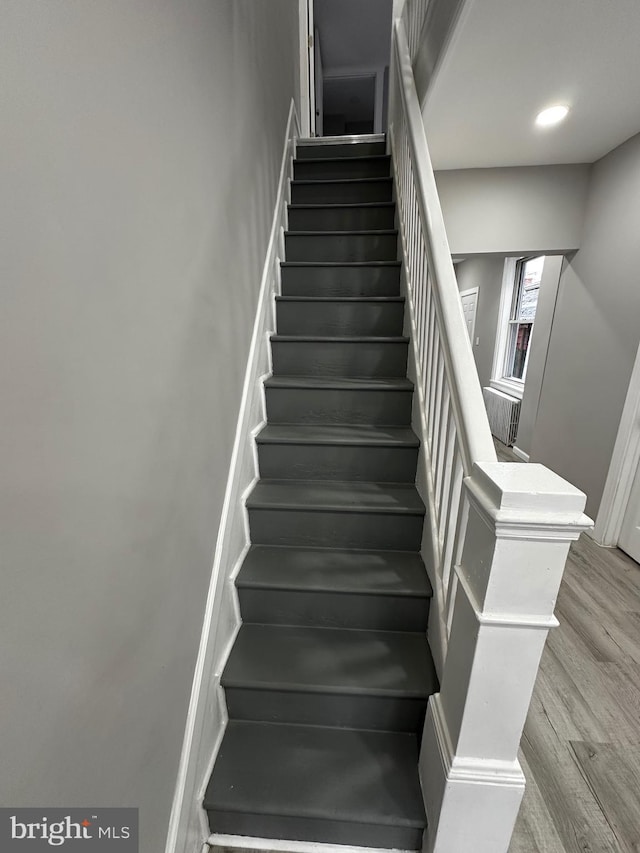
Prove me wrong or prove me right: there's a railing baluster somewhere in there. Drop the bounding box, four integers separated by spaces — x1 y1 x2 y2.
421 283 432 387
418 251 428 360
437 412 456 541
428 330 441 452
433 385 450 501
419 239 428 338
440 453 463 594
431 359 445 497
390 16 592 853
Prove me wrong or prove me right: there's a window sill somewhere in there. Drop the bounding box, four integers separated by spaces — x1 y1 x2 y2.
490 378 524 400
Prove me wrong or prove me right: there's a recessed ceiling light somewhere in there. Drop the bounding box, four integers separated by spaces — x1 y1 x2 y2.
535 105 569 127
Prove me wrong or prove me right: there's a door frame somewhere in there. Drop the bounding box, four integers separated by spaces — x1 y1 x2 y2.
298 0 314 136
593 339 640 546
314 27 323 136
459 286 479 343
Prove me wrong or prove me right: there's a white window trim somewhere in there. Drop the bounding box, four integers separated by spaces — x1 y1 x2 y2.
490 257 525 400
491 376 524 400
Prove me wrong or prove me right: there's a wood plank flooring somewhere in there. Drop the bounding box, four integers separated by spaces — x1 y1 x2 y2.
210 439 640 853
497 439 640 853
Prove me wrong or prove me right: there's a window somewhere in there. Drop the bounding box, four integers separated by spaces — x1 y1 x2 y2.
491 256 545 398
505 256 544 380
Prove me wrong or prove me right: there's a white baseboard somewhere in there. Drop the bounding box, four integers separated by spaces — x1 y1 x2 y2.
164 99 300 853
511 446 530 463
584 527 617 547
208 834 416 853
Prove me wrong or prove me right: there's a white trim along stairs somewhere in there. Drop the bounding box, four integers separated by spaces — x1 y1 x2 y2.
165 99 301 853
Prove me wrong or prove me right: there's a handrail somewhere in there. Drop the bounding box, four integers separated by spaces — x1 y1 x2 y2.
392 19 496 474
389 19 594 851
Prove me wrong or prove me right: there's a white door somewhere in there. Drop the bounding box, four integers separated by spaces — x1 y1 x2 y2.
460 287 478 343
620 463 640 562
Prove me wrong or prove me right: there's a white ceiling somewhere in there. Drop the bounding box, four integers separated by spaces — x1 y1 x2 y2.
424 0 640 170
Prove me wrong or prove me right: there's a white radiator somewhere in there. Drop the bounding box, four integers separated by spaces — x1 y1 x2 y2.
483 387 521 446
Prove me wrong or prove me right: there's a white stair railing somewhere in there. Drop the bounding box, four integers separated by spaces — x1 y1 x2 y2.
391 13 497 662
402 0 430 59
389 13 592 853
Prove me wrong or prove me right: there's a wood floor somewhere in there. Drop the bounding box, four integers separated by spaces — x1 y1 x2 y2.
496 439 640 853
211 439 640 853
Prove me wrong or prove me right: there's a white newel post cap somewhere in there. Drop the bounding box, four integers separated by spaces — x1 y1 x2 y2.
465 462 593 539
458 462 594 618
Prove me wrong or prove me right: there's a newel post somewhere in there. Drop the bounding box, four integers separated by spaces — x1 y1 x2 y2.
420 462 592 853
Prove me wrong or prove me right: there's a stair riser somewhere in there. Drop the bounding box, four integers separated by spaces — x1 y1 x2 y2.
238 588 430 632
257 443 419 482
224 686 427 733
285 232 397 263
248 508 424 550
288 206 395 231
271 340 408 378
265 387 413 426
280 264 400 297
207 810 424 851
294 158 390 181
296 141 386 159
276 301 404 336
291 180 392 204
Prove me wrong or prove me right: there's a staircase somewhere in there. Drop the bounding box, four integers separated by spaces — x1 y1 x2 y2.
204 137 438 850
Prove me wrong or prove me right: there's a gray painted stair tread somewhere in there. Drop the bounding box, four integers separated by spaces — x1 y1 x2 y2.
222 624 436 697
292 177 392 185
294 155 390 164
271 335 409 343
281 260 400 267
297 135 385 141
204 720 426 828
296 141 386 160
257 424 418 447
296 132 386 141
285 229 398 236
264 375 413 390
276 296 404 303
247 480 425 514
237 545 432 597
288 202 395 209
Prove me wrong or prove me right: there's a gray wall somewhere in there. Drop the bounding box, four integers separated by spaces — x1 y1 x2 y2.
530 132 640 519
515 256 564 458
412 0 466 107
455 255 565 460
0 3 299 852
455 256 506 388
314 0 392 70
435 165 591 256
